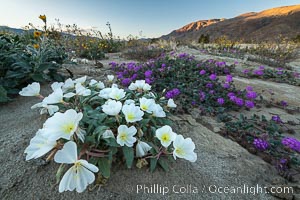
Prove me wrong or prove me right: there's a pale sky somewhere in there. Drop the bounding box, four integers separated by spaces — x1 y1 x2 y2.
0 0 299 38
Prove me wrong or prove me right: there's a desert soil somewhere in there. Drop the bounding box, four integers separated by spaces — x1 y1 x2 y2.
0 49 299 200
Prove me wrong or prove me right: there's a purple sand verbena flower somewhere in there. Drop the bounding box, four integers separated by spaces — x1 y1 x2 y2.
145 78 152 84
242 69 250 74
282 137 300 153
246 85 253 91
144 70 152 78
223 83 230 89
165 88 181 99
206 83 213 89
121 78 131 86
253 70 264 76
280 100 288 107
229 95 236 101
199 70 206 75
259 66 265 70
272 115 282 123
235 98 244 106
246 91 257 99
161 63 166 67
227 92 235 97
209 90 215 94
217 98 224 105
245 100 255 109
226 75 233 82
209 74 217 81
277 71 283 75
253 138 269 151
199 91 206 101
131 74 138 81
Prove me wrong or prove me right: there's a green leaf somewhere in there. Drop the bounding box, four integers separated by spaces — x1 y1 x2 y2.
105 138 119 147
158 158 169 172
93 125 108 142
122 146 134 168
150 158 158 172
31 73 46 82
0 85 9 103
98 157 111 178
55 164 65 184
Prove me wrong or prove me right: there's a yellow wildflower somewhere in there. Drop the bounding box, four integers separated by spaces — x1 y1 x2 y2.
33 44 40 49
39 15 47 22
34 31 42 38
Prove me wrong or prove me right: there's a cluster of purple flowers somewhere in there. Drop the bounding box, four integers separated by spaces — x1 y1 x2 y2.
199 70 206 75
271 115 282 123
246 91 257 99
165 88 181 99
276 68 284 75
242 69 250 74
253 69 264 76
209 74 217 81
217 98 224 105
225 75 233 82
253 138 269 151
245 100 255 109
280 100 288 107
281 137 300 153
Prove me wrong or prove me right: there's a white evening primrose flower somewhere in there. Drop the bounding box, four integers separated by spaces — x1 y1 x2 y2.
128 80 151 91
31 102 59 116
173 134 197 162
24 129 57 161
151 103 166 117
43 109 83 141
111 83 118 88
89 79 105 89
167 99 177 108
139 97 155 113
54 141 99 193
102 100 122 116
51 82 64 91
136 140 152 157
117 125 137 147
64 83 91 98
102 130 115 139
124 99 135 105
74 76 87 85
75 83 91 96
99 88 112 99
107 75 114 82
122 104 144 123
62 78 75 92
155 125 177 148
43 88 64 104
109 88 126 100
19 82 40 96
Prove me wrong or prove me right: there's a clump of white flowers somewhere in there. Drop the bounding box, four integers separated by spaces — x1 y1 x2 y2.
20 76 197 193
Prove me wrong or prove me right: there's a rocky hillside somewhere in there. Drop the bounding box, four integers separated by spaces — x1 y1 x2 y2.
161 4 300 42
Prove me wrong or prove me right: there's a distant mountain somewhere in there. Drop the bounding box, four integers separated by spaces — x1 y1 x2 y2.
0 26 25 34
161 4 300 42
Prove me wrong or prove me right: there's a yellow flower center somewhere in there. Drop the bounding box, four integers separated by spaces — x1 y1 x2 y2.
175 147 185 156
161 133 170 143
127 113 135 121
62 123 75 134
141 104 148 111
73 161 82 174
120 133 127 141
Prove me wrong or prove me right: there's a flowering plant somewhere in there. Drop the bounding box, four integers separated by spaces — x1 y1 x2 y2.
21 76 197 193
111 53 257 114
